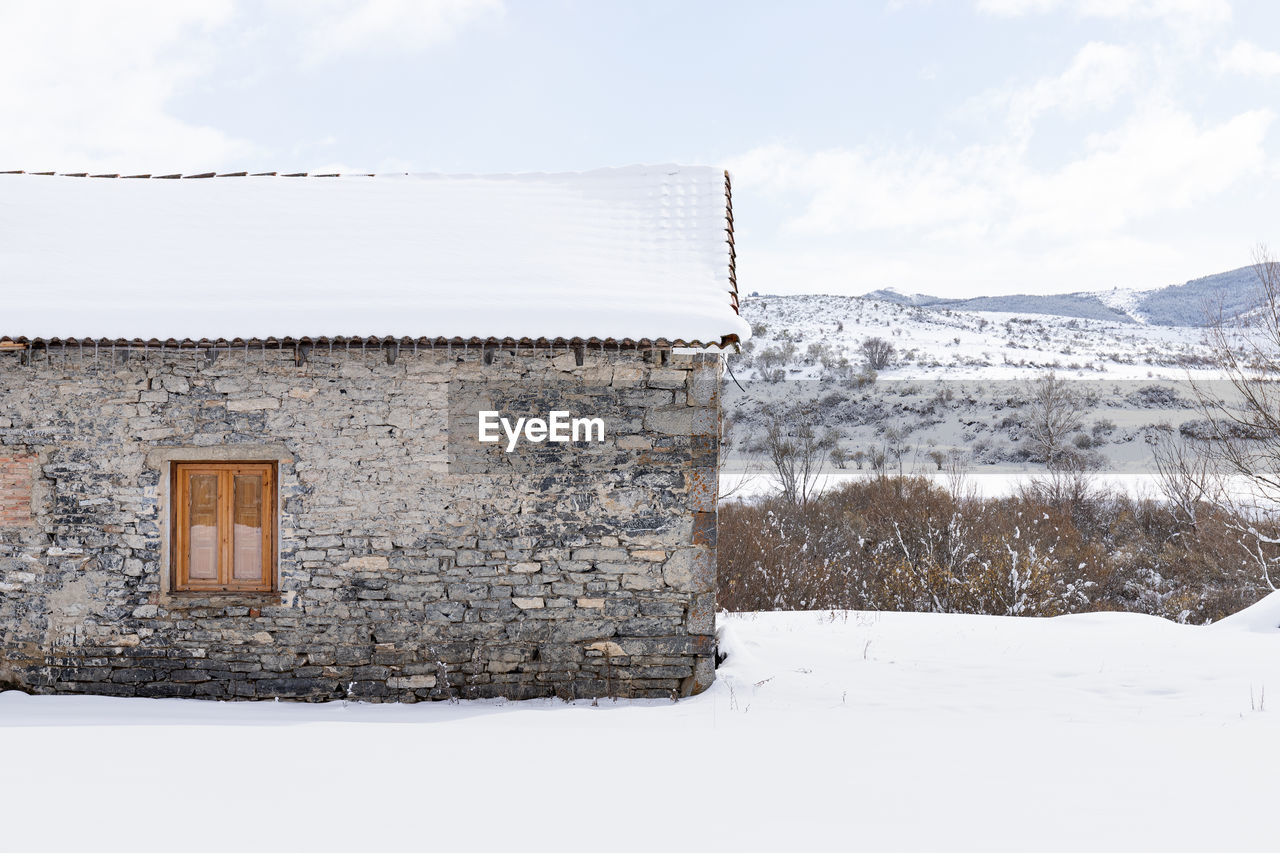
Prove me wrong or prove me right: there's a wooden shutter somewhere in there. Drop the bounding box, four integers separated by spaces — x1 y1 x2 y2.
173 462 275 592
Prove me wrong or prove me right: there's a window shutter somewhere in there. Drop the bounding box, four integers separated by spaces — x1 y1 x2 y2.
173 462 275 592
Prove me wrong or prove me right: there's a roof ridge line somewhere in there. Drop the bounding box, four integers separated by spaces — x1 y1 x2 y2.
0 170 378 179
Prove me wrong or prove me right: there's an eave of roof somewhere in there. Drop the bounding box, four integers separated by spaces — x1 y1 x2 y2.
0 334 741 352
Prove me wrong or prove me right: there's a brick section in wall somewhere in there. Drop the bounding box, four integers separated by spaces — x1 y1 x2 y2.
0 454 34 527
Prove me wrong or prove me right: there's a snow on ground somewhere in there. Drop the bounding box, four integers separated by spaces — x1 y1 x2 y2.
738 293 1221 381
5 603 1280 851
1095 285 1148 323
720 463 1261 501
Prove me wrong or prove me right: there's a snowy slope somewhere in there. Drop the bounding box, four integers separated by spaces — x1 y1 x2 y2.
726 294 1253 494
737 293 1217 381
853 264 1263 327
1135 265 1261 326
1096 286 1146 323
4 605 1280 851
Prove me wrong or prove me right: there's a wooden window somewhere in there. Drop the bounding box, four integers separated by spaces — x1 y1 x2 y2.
172 462 276 592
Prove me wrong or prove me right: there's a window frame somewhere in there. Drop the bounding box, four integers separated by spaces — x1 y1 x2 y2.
170 461 277 593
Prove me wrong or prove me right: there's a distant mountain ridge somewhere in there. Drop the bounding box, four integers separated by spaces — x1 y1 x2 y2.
861 265 1260 327
862 288 937 307
1133 266 1259 326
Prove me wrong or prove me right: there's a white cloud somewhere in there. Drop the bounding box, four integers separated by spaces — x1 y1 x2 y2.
0 1 504 172
1026 42 1139 114
731 142 1010 236
747 105 1271 238
729 14 1280 297
976 0 1232 24
730 106 1272 294
0 1 252 172
1220 40 1280 77
976 0 1057 12
965 42 1141 137
1009 106 1272 236
737 234 1181 301
284 0 504 66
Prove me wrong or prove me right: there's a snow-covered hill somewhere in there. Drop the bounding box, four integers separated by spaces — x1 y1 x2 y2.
726 287 1250 492
735 293 1217 382
834 264 1263 328
1134 265 1261 326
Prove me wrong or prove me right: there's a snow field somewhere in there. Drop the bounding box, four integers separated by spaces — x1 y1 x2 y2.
738 293 1222 381
5 598 1280 851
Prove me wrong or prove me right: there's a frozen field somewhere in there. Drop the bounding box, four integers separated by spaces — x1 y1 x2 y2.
720 463 1183 500
725 291 1262 504
721 374 1253 501
5 599 1280 851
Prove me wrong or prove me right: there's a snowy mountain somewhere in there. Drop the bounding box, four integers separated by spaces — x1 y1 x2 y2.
1133 265 1261 326
851 264 1262 327
860 287 937 307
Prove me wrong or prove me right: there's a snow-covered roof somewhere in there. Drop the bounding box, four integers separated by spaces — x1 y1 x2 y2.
0 166 747 348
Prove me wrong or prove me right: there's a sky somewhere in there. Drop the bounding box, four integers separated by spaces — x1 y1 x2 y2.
3 0 1280 298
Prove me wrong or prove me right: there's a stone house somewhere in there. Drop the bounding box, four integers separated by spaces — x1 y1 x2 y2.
0 166 748 701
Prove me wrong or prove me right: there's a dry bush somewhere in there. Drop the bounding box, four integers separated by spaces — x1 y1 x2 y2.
718 475 1274 623
860 336 896 371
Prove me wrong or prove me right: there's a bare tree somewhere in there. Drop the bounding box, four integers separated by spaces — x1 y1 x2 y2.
1153 430 1280 590
1022 371 1084 464
829 446 849 470
752 404 839 506
717 409 761 501
1193 247 1280 502
1150 428 1222 535
943 450 974 500
881 427 910 478
1181 246 1280 590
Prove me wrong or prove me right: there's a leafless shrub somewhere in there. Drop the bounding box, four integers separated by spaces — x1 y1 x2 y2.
943 451 972 500
829 446 849 470
749 404 839 506
1018 454 1101 512
805 342 832 365
1183 246 1280 591
1151 429 1221 535
860 336 896 371
719 476 1273 623
1193 248 1280 493
718 411 761 501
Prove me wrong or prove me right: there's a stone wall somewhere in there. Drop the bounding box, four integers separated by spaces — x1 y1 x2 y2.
0 346 721 701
